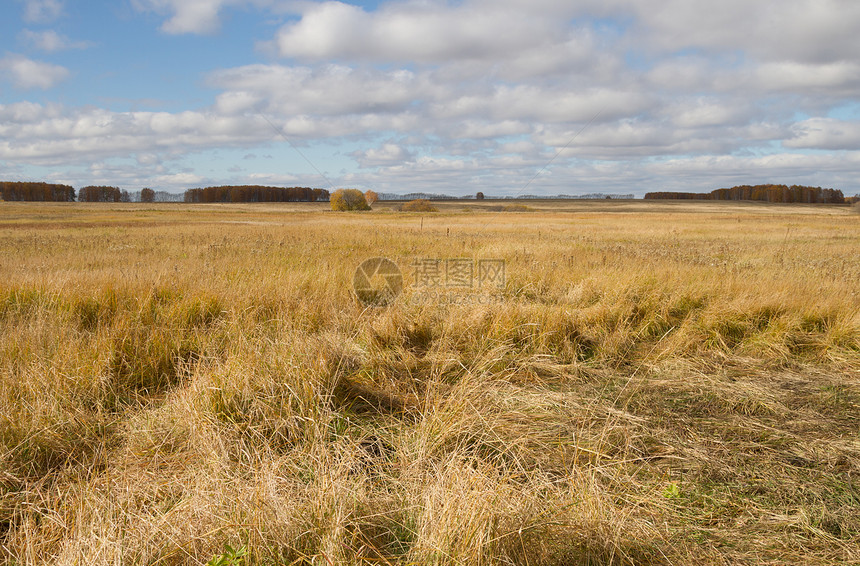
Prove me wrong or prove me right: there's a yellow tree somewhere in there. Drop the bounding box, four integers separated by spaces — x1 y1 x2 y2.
331 189 371 211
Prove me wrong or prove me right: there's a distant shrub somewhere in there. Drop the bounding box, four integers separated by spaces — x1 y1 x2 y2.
853 201 860 214
331 189 371 211
502 204 533 212
398 199 437 212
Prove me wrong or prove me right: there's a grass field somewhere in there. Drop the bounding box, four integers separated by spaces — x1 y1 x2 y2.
1 200 858 565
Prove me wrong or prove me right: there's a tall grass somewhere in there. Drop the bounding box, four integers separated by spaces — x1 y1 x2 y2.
0 201 858 564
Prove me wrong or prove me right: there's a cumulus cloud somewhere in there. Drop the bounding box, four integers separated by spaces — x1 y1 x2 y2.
20 0 63 23
132 0 241 34
785 118 860 150
20 29 92 52
352 143 414 167
0 54 69 89
210 64 423 117
132 0 287 34
756 61 860 94
621 0 860 64
0 102 274 164
275 1 564 64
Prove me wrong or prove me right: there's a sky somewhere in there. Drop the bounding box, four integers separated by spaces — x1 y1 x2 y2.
2 0 860 197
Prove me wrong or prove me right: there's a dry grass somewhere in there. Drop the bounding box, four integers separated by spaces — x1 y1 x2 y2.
0 200 858 565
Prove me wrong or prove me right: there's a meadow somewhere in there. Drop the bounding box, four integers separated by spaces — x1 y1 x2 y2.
0 200 858 565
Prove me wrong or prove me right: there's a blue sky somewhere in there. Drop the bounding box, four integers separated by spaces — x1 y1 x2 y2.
2 0 860 197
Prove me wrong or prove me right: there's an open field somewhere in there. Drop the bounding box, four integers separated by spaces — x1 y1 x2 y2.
1 201 858 565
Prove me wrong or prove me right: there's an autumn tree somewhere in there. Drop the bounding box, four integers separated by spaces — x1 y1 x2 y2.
330 188 371 211
141 188 155 203
0 181 75 202
645 185 844 204
182 185 324 203
78 186 122 202
364 190 379 205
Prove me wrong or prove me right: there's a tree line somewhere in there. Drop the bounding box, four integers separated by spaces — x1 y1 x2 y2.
76 186 180 202
645 184 845 204
0 182 76 202
182 186 329 203
0 182 326 203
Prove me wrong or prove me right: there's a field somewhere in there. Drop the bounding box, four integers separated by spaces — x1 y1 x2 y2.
1 200 858 565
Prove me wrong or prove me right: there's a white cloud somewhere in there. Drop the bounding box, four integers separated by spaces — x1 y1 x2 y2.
153 172 206 186
756 61 860 94
0 103 272 164
353 143 413 167
666 98 753 129
785 118 860 150
207 62 648 141
20 0 63 23
20 29 92 52
0 54 69 90
451 120 531 140
133 0 237 34
210 64 423 117
132 0 281 34
275 1 567 63
643 152 860 185
565 0 860 65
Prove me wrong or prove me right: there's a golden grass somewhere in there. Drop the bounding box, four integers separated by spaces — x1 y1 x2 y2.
0 201 858 565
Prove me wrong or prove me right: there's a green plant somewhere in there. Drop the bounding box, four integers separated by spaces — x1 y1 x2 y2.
207 544 247 566
663 483 681 500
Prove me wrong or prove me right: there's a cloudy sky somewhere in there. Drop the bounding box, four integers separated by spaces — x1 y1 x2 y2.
2 0 860 197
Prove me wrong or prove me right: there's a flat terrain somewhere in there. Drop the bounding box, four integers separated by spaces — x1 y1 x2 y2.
1 201 858 565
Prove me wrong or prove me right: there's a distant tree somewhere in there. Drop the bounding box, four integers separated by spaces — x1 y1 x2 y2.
364 190 379 205
476 192 485 200
645 184 844 204
141 188 155 203
181 185 322 203
79 186 122 202
331 189 371 211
